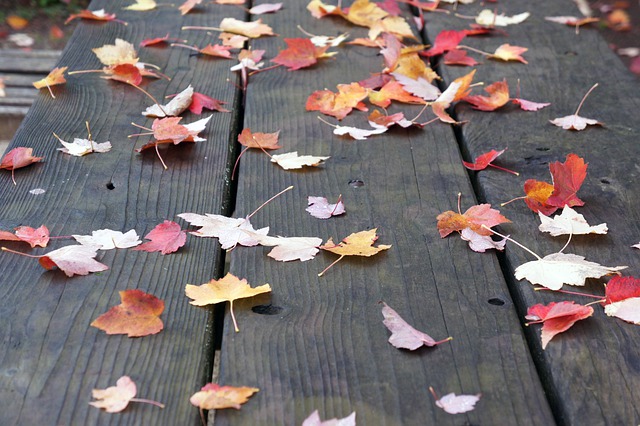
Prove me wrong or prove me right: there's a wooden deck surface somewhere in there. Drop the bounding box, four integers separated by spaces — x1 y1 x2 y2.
0 0 638 425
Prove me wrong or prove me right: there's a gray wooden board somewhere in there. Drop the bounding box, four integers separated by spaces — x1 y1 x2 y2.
421 0 640 424
215 2 553 425
0 49 61 74
0 0 243 424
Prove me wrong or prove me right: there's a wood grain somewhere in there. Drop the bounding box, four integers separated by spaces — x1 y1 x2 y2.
0 1 242 424
423 0 640 424
215 2 553 425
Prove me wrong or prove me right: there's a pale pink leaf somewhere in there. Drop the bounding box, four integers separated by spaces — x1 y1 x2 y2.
604 297 640 324
306 196 346 219
73 229 141 250
390 72 440 101
258 235 323 262
550 114 602 130
381 302 450 350
460 228 507 252
248 3 282 14
302 410 356 426
512 98 550 111
133 220 187 254
178 213 268 250
40 245 109 277
435 392 481 414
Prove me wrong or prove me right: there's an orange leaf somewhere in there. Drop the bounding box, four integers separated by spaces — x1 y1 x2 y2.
103 64 143 86
1 147 43 171
463 79 510 111
437 204 510 237
369 80 425 108
272 38 336 70
190 383 258 410
523 179 556 215
65 9 120 25
306 82 369 120
6 15 29 30
489 44 528 64
199 44 233 58
219 18 274 38
319 228 391 276
91 289 164 337
32 67 68 98
179 0 202 15
238 128 281 149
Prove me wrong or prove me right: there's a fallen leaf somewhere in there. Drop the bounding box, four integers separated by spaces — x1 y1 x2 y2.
463 79 510 111
93 39 139 66
219 18 274 38
272 38 336 70
381 302 451 350
306 196 346 219
460 228 507 252
538 206 607 236
475 9 530 27
8 33 34 47
257 235 323 262
302 410 356 426
140 34 180 47
526 301 593 349
178 213 268 250
190 383 259 410
134 220 187 254
424 29 467 56
198 44 233 58
545 16 600 31
136 116 212 153
238 128 281 149
462 148 518 175
603 276 640 324
550 83 602 130
390 72 440 102
331 123 388 140
32 67 67 98
443 49 479 66
6 15 29 30
179 0 202 15
607 9 631 31
489 44 528 64
189 92 229 114
124 0 157 11
142 85 193 117
185 273 271 332
547 153 587 208
511 98 550 111
38 244 109 277
430 387 481 414
0 225 49 248
249 3 283 15
319 228 391 276
90 376 164 412
515 253 626 290
91 289 164 337
306 82 369 120
522 179 556 215
65 9 121 25
437 203 510 237
1 147 43 185
368 110 414 128
271 152 330 170
54 134 112 156
73 229 141 249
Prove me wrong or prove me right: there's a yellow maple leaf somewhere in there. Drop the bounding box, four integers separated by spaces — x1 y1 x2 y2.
185 273 271 332
92 39 139 66
124 0 157 11
32 67 67 98
319 228 391 276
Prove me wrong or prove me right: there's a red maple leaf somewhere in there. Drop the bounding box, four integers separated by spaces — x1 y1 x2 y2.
140 34 184 47
190 92 229 114
523 179 557 215
1 147 44 185
547 153 588 208
423 30 467 56
604 276 640 305
134 220 187 255
526 301 593 349
462 148 518 175
437 203 510 237
103 63 143 86
463 79 510 111
443 49 479 66
272 38 334 71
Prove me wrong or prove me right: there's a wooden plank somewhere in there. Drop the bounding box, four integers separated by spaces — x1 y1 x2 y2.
0 1 243 424
422 0 640 423
0 50 61 74
215 2 553 424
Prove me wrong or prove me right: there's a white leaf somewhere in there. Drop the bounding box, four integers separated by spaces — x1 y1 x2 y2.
391 72 440 101
460 228 507 252
142 85 193 118
475 10 530 26
435 392 481 414
73 229 141 250
604 298 640 324
538 206 607 236
258 235 322 262
271 152 329 170
57 137 112 156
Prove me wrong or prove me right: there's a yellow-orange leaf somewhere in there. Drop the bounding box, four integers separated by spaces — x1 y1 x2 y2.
321 228 392 257
489 44 528 64
91 289 164 337
93 39 139 66
219 18 274 38
32 67 68 98
190 383 258 410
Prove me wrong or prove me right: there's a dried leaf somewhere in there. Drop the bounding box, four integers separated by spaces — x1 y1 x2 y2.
1 147 44 185
0 225 49 248
272 38 336 70
124 0 157 11
432 389 481 414
134 220 187 254
381 302 451 350
489 44 528 64
178 213 268 250
437 203 510 237
306 196 345 219
547 153 587 208
73 229 141 249
463 79 510 111
142 85 193 117
238 128 281 149
306 82 369 120
526 301 593 349
550 83 602 130
32 67 67 98
460 228 507 252
54 135 112 156
90 376 164 412
319 228 391 275
390 72 440 101
475 9 530 27
190 383 258 410
248 3 283 15
179 0 202 15
38 245 109 277
65 9 120 25
219 18 274 38
257 235 323 262
271 152 329 170
538 206 607 236
424 30 467 56
91 289 164 337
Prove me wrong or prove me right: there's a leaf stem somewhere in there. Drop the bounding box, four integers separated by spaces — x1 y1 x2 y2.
129 398 165 408
458 44 490 56
318 255 344 277
1 247 42 258
182 25 224 32
574 83 598 116
246 186 294 220
481 225 543 260
488 163 519 176
155 143 168 170
229 300 239 332
500 196 527 207
534 287 603 299
330 194 343 216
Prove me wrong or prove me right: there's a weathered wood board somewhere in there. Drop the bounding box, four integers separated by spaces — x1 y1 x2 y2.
0 1 242 424
215 2 553 425
422 0 640 424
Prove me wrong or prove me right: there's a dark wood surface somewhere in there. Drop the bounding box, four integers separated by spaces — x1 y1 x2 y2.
423 1 640 424
215 3 552 425
0 1 242 424
2 0 639 425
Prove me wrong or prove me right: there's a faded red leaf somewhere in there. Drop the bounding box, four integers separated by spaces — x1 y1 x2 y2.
463 79 510 111
489 44 528 64
38 244 109 277
140 34 178 47
0 225 49 248
306 196 346 219
90 376 164 413
103 63 143 86
272 38 336 70
381 302 451 350
526 301 593 349
306 82 369 120
511 98 550 111
302 410 356 426
369 80 425 108
1 147 44 185
249 3 283 15
603 276 640 324
65 9 120 25
443 49 479 66
430 387 481 414
190 383 259 410
547 153 587 208
523 179 556 215
91 289 164 337
238 128 281 149
424 29 467 56
179 0 202 15
134 220 187 254
199 44 233 58
190 92 229 114
437 203 510 237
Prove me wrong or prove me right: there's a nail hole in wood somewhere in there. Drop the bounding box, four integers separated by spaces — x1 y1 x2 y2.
106 182 115 190
536 147 550 151
600 179 610 184
488 298 505 306
348 179 364 188
252 304 283 315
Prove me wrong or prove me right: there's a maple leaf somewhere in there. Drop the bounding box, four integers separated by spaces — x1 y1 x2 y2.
135 116 212 158
65 9 121 25
390 72 440 101
140 34 183 47
545 16 600 34
307 0 343 18
272 38 336 71
91 289 164 337
550 83 602 130
218 18 274 38
189 92 229 114
249 3 283 14
178 0 202 15
368 110 414 128
124 0 157 11
381 302 451 350
424 30 467 56
443 49 479 67
178 213 268 250
547 153 588 208
538 206 607 236
475 9 530 27
11 244 109 277
306 82 369 120
521 179 556 215
515 253 626 290
306 195 345 219
463 79 510 111
73 229 141 250
190 383 258 410
257 235 323 262
302 410 356 426
90 376 164 412
603 276 640 324
53 133 112 156
328 122 388 140
460 228 507 253
271 152 330 170
93 39 139 66
511 98 550 111
319 228 391 276
526 301 593 349
462 148 518 175
32 67 67 98
0 147 43 185
238 128 281 149
437 203 510 238
489 44 528 64
134 220 187 254
0 225 49 248
430 387 481 414
185 273 271 332
142 85 193 118
102 63 143 86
